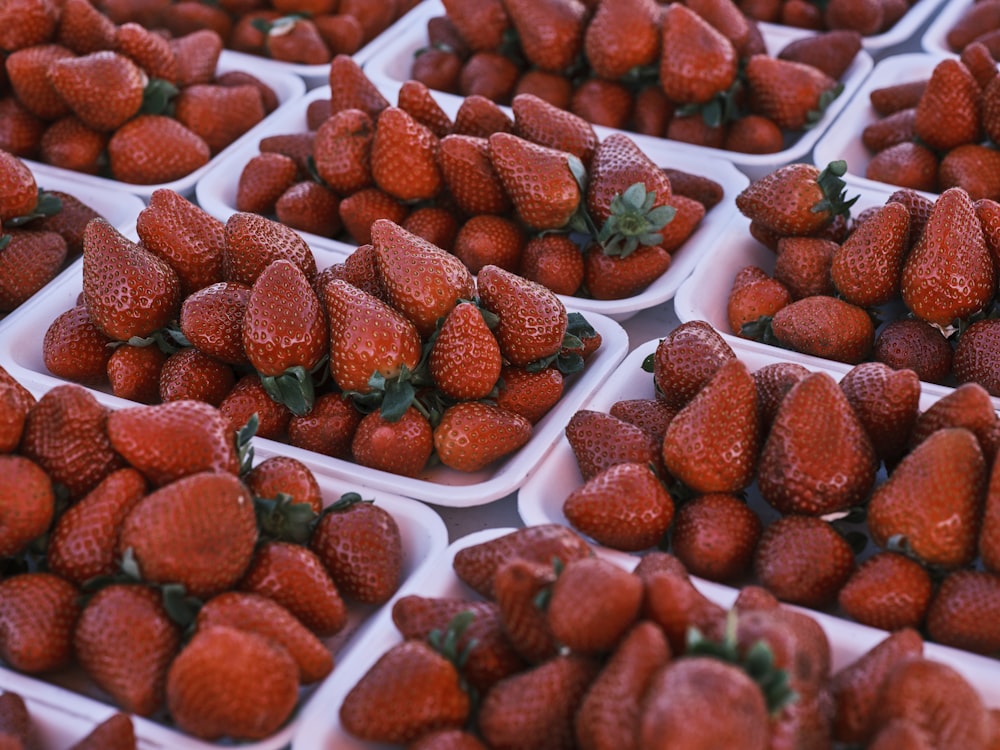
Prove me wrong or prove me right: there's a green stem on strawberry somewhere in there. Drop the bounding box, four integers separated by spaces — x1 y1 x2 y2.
811 159 859 221
805 83 844 129
260 362 321 417
3 189 62 228
597 182 676 258
253 492 318 545
236 413 258 476
140 78 180 117
0 235 9 251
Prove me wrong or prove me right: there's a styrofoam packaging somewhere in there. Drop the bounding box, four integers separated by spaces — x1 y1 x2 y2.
921 0 976 57
18 51 307 203
291 526 1000 750
195 83 750 322
812 52 949 197
0 471 448 750
0 250 630 507
360 0 874 181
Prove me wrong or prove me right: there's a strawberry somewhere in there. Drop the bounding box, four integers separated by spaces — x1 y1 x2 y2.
0 0 58 52
397 78 453 139
659 3 738 105
753 514 856 608
546 556 642 654
166 625 299 741
746 53 841 131
0 375 32 454
340 635 472 744
765 294 876 364
487 131 584 231
671 493 762 583
41 304 114 385
584 0 660 81
262 16 330 64
259 132 315 176
652 319 735 409
20 383 124 501
433 401 532 472
514 69 575 109
830 199 910 308
46 467 147 585
276 181 342 238
173 83 266 155
401 206 460 254
925 569 1000 655
107 115 211 185
0 455 54 557
69 713 135 750
0 572 80 673
758 371 878 515
518 233 585 296
0 229 67 312
453 214 525 274
441 0 509 51
37 116 108 175
860 107 916 153
477 263 567 367
46 51 145 133
410 45 464 94
869 427 986 570
196 591 333 684
0 692 30 744
457 51 520 103
235 152 299 216
162 346 236 405
328 53 390 119
777 28 861 79
872 318 953 385
136 190 225 297
662 357 760 494
312 108 374 197
865 141 939 193
565 408 661 481
910 383 1000 461
314 13 365 57
984 452 1000 575
901 187 995 328
218 373 293 441
563 462 675 552
939 143 1000 200
73 583 182 716
5 44 75 121
504 0 586 73
370 218 476 337
370 106 443 202
837 551 932 632
338 187 409 245
178 281 251 367
351 405 434 478
751 361 810 431
309 493 402 604
223 211 317 286
438 134 512 216
839 361 920 467
105 340 169 405
914 57 982 152
0 149 38 222
429 301 503 401
511 92 598 167
452 93 514 137
286 390 362 459
169 29 223 88
727 267 793 335
245 455 322 518
0 100 46 159
770 236 836 300
869 78 928 116
609 397 676 443
736 161 857 237
114 21 179 83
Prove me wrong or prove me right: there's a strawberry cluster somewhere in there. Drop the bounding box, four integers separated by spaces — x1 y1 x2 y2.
339 525 997 748
237 55 724 302
408 0 864 155
560 320 1000 659
862 49 1000 198
0 368 407 742
0 5 282 185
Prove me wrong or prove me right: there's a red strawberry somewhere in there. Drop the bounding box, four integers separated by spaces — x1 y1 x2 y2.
453 214 525 274
0 572 81 673
983 451 1000 574
914 57 982 152
0 0 58 52
314 13 364 57
503 0 586 73
839 361 920 467
47 51 145 132
459 51 521 102
872 318 953 385
925 569 1000 655
351 405 434 478
107 115 211 185
736 160 857 236
73 583 182 716
837 551 933 631
671 493 762 583
370 106 443 202
69 713 135 750
429 301 503 401
777 28 861 79
771 235 837 300
451 93 514 137
173 83 266 155
440 0 509 51
0 455 54 557
114 21 179 83
907 381 999 456
5 44 76 121
565 408 661 481
495 558 561 664
746 54 840 131
659 3 738 104
433 401 532 472
397 78 453 138
865 141 939 193
262 16 330 64
328 53 390 119
169 29 223 88
830 199 910 307
105 333 166 403
42 300 114 385
158 346 235 407
275 180 342 238
511 92 598 167
178 281 252 367
583 0 660 80
438 134 512 216
767 294 876 364
235 152 299 216
750 360 810 431
727 268 793 337
286 390 362 459
312 107 375 196
651 319 735 410
0 149 39 222
338 187 409 245
223 211 317 286
218 373 293 441
518 233 585 296
0 229 67 312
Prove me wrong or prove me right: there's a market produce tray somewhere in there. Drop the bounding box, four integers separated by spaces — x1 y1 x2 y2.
20 51 307 203
0 470 448 750
360 0 874 181
812 52 946 198
290 525 1000 750
0 255 630 507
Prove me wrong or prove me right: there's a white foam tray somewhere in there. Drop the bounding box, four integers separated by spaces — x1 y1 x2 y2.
360 0 874 181
20 50 307 203
0 470 448 750
290 525 1000 750
812 52 950 198
0 253 630 507
921 0 978 57
196 83 749 322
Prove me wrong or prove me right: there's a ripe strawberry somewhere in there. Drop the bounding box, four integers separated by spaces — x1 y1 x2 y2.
158 346 235 407
565 408 661 481
865 141 939 193
563 462 675 552
37 115 108 175
746 53 840 131
495 364 564 422
401 205 460 255
671 493 762 583
0 0 58 52
583 0 660 81
727 267 793 335
0 572 81 673
484 553 558 667
736 161 857 237
452 214 523 274
370 106 443 202
218 373 293 441
914 57 982 152
196 591 333 684
770 236 836 300
511 92 598 167
438 134 511 216
224 212 317 287
351 405 434 478
0 691 30 744
276 181 342 238
911 383 1000 464
872 318 953 385
839 361 920 467
5 44 75 121
243 456 320 519
503 0 586 73
340 635 472 744
518 233 585 296
397 78 453 138
0 455 54 557
107 115 211 185
258 132 315 176
477 264 568 367
262 16 330 64
766 294 876 364
169 29 223 87
47 51 145 133
440 0 509 51
758 371 878 515
106 399 240 486
830 200 909 308
178 281 251 367
983 450 1000 574
173 83 266 155
777 28 861 79
0 149 39 222
328 53 390 118
652 319 735 409
452 93 514 137
20 383 124 501
0 229 67 312
662 357 760 494
73 583 182 716
860 107 916 154
166 624 299 741
312 108 374 197
41 304 114 385
837 551 932 632
925 569 1000 655
114 21 179 83
433 401 532 472
0 373 33 454
487 131 584 231
46 467 147 585
410 44 463 94
749 361 809 432
338 187 409 245
659 3 737 104
513 69 574 109
429 301 503 401
70 713 135 750
105 341 163 406
609 397 677 443
457 51 520 103
314 13 364 57
287 390 362 459
938 143 1000 200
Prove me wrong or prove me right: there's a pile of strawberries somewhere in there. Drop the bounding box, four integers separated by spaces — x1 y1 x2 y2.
0 366 408 742
338 524 998 748
725 159 1000 396
559 320 1000 659
38 188 605 479
407 0 865 155
861 47 1000 197
0 0 283 185
0 148 110 314
237 56 724 301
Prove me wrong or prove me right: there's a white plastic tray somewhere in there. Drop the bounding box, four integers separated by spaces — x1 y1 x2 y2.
195 83 750 322
812 52 945 197
921 0 978 57
0 254 630 507
0 470 448 750
290 525 1000 750
20 50 307 203
360 0 874 181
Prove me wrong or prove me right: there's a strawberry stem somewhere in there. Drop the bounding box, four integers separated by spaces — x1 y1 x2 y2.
260 365 317 417
811 159 859 221
597 182 675 258
253 492 318 544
